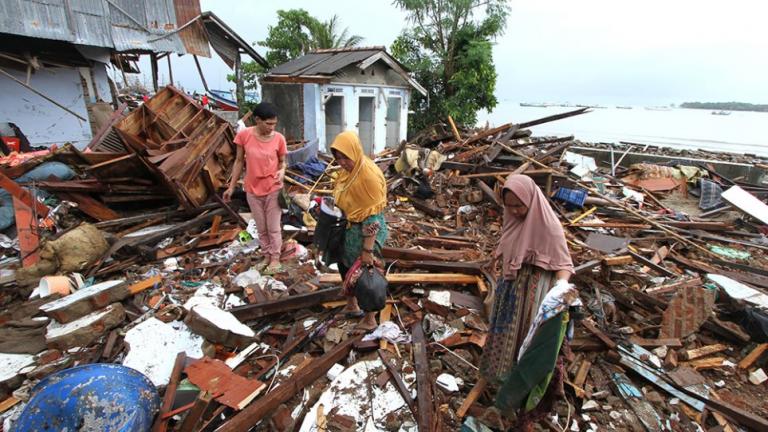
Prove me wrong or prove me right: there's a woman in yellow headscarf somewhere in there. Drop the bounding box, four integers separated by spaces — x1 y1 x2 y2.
330 131 388 331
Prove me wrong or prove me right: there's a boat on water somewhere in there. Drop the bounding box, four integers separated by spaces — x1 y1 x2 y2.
644 106 673 111
616 106 633 109
207 89 260 111
711 110 731 116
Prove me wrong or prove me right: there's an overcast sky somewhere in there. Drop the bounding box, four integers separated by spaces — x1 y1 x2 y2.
136 0 768 107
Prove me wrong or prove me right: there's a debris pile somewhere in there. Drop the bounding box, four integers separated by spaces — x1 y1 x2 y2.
2 92 768 431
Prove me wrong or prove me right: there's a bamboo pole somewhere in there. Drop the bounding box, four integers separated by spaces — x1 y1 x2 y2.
498 143 720 258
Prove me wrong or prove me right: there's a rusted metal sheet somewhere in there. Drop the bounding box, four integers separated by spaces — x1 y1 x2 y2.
173 0 210 57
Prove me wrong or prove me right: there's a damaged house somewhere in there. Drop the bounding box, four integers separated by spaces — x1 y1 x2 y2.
0 0 266 150
261 46 427 155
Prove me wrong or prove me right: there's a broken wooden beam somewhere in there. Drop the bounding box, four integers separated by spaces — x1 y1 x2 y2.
382 247 464 262
681 344 728 361
411 321 434 432
378 349 416 415
581 319 617 350
230 287 341 322
318 273 477 286
738 343 768 370
406 195 451 219
391 260 484 275
152 352 186 432
216 336 361 431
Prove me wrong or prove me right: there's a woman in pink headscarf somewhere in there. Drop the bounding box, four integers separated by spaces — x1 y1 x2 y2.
478 174 574 428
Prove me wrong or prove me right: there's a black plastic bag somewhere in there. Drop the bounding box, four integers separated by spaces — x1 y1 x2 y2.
313 202 346 266
355 265 388 312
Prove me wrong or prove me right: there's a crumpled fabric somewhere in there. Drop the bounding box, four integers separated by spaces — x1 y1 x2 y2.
0 161 75 230
361 321 411 343
517 281 581 361
291 156 328 183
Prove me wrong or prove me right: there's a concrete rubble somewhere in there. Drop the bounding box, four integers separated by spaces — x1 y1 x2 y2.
1 90 768 431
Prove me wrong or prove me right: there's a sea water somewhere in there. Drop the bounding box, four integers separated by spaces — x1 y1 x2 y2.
477 102 768 157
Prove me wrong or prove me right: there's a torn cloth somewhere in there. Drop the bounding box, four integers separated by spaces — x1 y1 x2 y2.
361 321 411 344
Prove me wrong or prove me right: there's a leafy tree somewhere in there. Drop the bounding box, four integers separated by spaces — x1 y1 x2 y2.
391 0 509 132
228 10 363 89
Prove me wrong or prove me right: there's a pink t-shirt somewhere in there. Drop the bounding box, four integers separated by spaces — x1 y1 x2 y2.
234 128 287 196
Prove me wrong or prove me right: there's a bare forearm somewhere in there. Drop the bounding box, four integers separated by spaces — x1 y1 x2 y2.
229 159 243 189
555 270 571 282
362 234 376 252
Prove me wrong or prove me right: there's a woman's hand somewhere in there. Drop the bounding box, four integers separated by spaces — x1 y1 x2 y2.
360 250 374 266
223 186 235 202
276 168 285 184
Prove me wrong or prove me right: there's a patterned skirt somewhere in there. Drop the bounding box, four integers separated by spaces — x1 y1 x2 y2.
479 264 556 384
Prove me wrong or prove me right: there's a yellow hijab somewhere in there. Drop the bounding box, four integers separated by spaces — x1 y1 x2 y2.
330 131 387 223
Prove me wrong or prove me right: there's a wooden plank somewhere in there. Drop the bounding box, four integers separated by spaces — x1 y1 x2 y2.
217 336 361 432
407 195 450 219
682 356 726 370
230 287 341 321
641 246 670 273
681 344 728 361
738 343 768 370
380 304 392 350
411 321 434 432
602 255 633 266
581 319 617 350
475 277 489 298
179 391 213 432
627 337 682 348
317 273 477 285
129 275 161 295
628 251 677 277
392 260 484 276
571 223 651 229
0 397 20 414
152 352 186 432
57 192 119 221
456 380 486 419
382 246 465 262
573 360 592 389
378 349 416 415
645 277 702 295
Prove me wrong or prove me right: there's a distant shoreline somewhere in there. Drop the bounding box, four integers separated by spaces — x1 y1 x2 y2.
681 102 768 113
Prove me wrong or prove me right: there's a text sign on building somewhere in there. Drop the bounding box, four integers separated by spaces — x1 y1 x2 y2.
359 88 375 94
325 87 344 94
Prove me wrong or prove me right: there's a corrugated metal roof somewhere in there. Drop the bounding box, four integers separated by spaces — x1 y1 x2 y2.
268 53 328 76
70 0 114 48
0 0 196 54
0 0 73 43
268 49 381 76
201 11 268 68
174 0 209 57
265 47 427 95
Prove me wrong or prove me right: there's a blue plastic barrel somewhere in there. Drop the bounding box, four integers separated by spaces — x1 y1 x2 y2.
553 187 588 208
13 364 159 432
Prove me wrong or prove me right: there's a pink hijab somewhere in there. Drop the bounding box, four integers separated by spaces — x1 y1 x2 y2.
497 175 573 278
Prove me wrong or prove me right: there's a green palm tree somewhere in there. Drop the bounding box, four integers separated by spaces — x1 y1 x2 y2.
309 15 364 50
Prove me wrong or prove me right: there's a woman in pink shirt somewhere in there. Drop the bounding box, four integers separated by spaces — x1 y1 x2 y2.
224 103 287 274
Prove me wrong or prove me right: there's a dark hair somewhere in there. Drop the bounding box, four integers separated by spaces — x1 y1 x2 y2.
253 102 277 120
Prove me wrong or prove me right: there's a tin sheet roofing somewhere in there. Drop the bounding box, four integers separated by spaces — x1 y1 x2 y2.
269 49 380 76
0 0 207 57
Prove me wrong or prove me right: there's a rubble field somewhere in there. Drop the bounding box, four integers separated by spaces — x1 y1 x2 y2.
2 93 768 431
